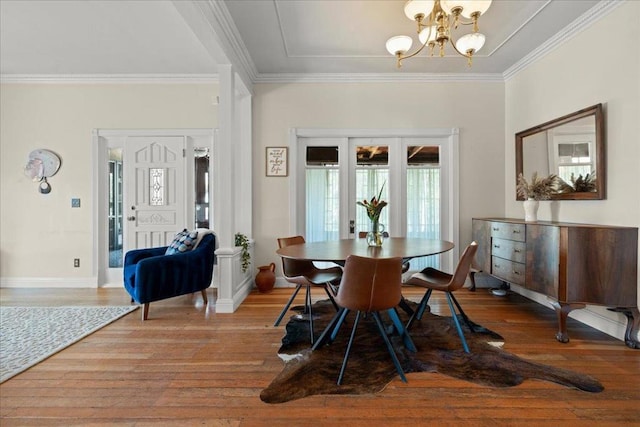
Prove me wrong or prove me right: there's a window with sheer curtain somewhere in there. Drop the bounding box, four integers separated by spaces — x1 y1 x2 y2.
306 168 340 242
303 141 442 271
406 167 440 270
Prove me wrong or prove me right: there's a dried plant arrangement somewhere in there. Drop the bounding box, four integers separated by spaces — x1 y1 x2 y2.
516 172 557 200
555 172 597 193
571 172 597 192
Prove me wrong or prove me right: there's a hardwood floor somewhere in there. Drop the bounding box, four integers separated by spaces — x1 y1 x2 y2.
1 286 639 426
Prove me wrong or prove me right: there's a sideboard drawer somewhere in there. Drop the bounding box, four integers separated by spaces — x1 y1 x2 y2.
492 256 525 285
491 238 526 264
490 222 525 242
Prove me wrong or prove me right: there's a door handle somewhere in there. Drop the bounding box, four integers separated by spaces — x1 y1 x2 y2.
127 216 136 221
349 220 355 234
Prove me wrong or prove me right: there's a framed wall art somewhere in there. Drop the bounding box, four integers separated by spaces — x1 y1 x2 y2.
266 147 288 177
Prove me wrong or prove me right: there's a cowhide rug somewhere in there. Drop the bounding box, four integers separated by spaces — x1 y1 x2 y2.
260 300 603 403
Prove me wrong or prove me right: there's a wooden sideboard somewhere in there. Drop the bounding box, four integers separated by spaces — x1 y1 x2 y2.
472 218 639 348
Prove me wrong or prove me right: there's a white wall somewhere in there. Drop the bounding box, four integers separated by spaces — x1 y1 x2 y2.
505 1 640 338
0 83 218 282
251 82 505 271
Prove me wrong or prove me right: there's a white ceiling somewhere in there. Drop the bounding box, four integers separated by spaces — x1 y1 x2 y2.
0 0 605 81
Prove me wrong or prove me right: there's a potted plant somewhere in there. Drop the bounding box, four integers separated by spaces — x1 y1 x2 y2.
234 232 251 273
516 172 557 221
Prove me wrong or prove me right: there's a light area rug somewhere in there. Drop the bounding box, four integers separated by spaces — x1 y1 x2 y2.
0 305 138 383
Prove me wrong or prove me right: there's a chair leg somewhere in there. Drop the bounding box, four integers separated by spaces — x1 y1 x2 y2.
306 285 315 344
446 293 470 353
142 303 149 321
387 308 416 352
449 293 475 332
323 284 339 311
200 289 208 305
330 308 350 342
337 311 361 385
312 307 346 351
274 284 302 326
398 297 414 316
406 288 432 329
372 312 407 383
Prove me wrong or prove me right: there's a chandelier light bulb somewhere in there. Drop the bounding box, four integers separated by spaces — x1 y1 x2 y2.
386 35 413 55
440 0 466 15
418 26 438 45
456 32 485 54
461 0 492 18
403 0 435 21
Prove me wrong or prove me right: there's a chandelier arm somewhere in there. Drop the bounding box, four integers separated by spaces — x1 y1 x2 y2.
447 33 471 58
398 40 430 62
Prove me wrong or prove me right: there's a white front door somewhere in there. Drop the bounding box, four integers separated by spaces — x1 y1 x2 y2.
123 136 187 250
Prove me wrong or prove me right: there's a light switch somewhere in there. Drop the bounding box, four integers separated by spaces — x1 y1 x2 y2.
71 198 81 208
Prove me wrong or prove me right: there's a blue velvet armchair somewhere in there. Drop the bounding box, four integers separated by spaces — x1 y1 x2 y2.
124 232 216 320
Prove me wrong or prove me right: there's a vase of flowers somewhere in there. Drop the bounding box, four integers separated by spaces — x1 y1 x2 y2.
357 183 388 247
516 172 557 222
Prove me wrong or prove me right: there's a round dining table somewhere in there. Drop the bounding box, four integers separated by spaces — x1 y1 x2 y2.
276 237 455 263
277 238 454 354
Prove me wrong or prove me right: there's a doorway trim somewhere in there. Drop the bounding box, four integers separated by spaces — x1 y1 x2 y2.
93 128 215 287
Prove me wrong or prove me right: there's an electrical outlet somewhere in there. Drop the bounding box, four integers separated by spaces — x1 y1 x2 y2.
74 258 80 268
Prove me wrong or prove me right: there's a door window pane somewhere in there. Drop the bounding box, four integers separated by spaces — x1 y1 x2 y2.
357 145 388 165
355 169 389 236
355 145 388 235
306 146 339 242
408 146 439 165
306 169 339 242
195 148 210 228
407 146 440 270
149 168 165 206
307 146 338 165
108 149 123 268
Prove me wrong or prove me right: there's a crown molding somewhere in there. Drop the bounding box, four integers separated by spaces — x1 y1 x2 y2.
0 72 504 85
0 74 218 84
254 72 504 84
194 0 258 85
503 0 623 81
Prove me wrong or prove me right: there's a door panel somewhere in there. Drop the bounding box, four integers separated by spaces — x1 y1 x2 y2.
124 136 186 251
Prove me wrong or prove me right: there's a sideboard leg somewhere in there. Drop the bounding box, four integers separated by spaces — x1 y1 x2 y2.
468 270 478 292
550 301 585 343
607 307 640 349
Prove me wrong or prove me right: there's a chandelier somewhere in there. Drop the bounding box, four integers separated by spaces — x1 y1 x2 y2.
386 0 492 68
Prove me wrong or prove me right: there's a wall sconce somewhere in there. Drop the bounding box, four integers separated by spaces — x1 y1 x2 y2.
24 149 61 194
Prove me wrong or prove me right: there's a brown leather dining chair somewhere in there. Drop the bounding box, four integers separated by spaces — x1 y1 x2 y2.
275 236 343 345
404 241 478 353
312 255 414 385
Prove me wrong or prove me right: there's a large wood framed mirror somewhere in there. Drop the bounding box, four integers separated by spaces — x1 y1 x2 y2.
515 103 605 200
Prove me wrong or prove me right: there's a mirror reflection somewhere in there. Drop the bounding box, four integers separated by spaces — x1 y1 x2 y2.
516 104 604 200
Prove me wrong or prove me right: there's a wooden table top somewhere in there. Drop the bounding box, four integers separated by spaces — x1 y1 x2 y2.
276 238 454 263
